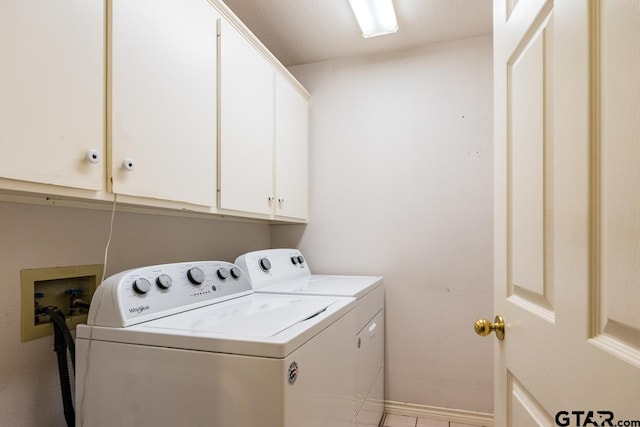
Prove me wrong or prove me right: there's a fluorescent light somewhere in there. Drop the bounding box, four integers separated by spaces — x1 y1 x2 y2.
348 0 399 38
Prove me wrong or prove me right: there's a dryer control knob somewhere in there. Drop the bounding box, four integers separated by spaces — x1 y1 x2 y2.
156 274 173 289
259 258 272 272
230 267 242 279
217 268 229 280
297 256 305 265
291 256 299 265
187 267 205 285
132 278 152 294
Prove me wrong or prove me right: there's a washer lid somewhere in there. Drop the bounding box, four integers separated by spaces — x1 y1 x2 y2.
257 275 383 299
77 293 355 358
146 293 337 337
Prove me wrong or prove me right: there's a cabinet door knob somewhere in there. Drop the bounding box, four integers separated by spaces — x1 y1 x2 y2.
122 159 135 171
268 195 275 202
278 197 285 204
85 150 101 164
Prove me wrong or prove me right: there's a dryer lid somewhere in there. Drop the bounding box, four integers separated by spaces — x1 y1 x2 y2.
258 275 383 299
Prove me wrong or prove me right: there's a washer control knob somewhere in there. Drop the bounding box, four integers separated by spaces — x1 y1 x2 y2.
291 256 299 265
297 255 305 265
187 267 205 285
217 268 229 280
230 267 242 279
132 278 152 294
259 257 272 272
156 274 173 290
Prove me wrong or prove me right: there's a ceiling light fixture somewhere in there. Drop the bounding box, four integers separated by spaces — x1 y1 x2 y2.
348 0 399 38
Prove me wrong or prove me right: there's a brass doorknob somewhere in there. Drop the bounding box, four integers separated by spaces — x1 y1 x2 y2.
474 315 505 340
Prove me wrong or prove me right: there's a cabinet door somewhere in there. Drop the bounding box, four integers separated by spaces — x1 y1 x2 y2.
110 0 218 206
0 0 105 190
218 19 274 216
274 74 309 220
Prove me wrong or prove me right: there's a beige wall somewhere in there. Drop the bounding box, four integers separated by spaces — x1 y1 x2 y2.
0 201 270 426
272 35 494 413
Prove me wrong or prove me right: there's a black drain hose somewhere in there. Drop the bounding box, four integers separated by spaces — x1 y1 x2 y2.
42 306 76 427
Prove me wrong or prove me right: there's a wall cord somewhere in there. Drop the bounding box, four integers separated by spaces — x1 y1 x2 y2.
77 193 118 426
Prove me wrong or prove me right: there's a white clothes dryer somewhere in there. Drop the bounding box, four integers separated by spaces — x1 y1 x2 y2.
75 260 357 427
235 249 384 427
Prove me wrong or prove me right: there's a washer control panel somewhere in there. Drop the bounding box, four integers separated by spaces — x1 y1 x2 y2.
235 249 311 290
88 261 253 327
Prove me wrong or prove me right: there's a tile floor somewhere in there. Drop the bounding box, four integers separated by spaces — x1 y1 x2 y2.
382 413 487 427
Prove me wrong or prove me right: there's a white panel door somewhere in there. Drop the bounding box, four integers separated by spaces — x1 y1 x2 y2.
110 0 218 207
274 73 309 220
218 18 275 216
0 0 104 190
492 1 640 426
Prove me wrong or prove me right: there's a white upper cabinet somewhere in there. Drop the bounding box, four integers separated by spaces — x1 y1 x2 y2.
218 17 309 220
274 74 309 220
0 0 308 221
110 0 219 207
0 0 105 191
218 18 275 216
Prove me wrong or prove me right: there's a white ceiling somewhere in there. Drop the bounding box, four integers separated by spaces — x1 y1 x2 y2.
222 0 493 67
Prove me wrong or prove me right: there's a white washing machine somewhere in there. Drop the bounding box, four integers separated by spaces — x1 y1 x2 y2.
235 249 385 427
75 260 357 427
